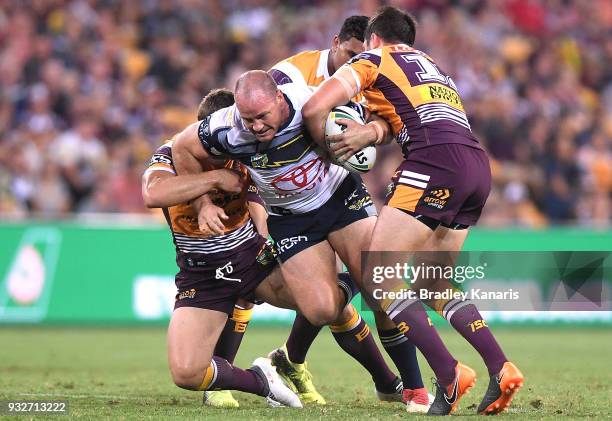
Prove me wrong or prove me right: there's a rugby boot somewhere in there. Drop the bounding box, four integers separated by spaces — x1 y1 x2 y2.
268 345 326 404
477 361 524 415
403 387 435 413
375 376 403 402
202 390 239 408
250 357 302 408
427 362 477 415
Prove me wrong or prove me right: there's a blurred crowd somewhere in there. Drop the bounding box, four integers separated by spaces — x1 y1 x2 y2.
0 0 610 227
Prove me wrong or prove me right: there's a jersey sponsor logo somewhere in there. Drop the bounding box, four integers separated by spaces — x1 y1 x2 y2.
271 157 326 193
215 262 241 283
277 235 308 254
423 85 463 108
421 187 452 210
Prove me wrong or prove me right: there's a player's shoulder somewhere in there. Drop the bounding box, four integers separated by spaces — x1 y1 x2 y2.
205 104 239 132
285 49 322 63
279 81 313 108
347 48 383 66
271 50 323 86
147 139 175 171
154 139 174 155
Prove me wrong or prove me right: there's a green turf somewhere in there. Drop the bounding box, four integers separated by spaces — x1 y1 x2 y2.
0 326 611 420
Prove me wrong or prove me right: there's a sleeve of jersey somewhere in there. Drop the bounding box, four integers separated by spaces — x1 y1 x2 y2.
269 60 307 87
246 183 264 206
144 144 175 175
334 52 381 95
198 107 239 156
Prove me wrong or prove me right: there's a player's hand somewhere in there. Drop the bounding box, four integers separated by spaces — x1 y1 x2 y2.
197 202 228 235
213 168 245 194
327 118 376 163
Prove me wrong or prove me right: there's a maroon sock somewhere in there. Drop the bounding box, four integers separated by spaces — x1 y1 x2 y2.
387 299 457 386
331 309 398 391
285 313 323 364
213 307 251 364
445 301 507 374
208 356 266 396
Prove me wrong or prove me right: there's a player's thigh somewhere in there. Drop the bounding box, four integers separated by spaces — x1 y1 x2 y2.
167 307 227 376
369 205 433 252
358 206 433 309
412 226 470 305
328 215 376 282
254 267 298 310
426 225 469 252
280 240 343 325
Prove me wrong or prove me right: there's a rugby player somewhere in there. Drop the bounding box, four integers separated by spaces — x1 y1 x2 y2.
303 6 524 415
143 90 309 408
172 72 406 409
268 15 430 411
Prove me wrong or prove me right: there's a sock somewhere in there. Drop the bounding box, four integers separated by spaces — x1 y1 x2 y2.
443 300 507 374
285 313 323 364
330 304 398 391
337 271 360 305
198 356 266 396
378 326 424 389
284 272 358 365
214 305 252 364
386 298 457 387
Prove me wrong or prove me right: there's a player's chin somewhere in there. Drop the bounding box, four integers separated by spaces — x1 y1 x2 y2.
255 130 275 142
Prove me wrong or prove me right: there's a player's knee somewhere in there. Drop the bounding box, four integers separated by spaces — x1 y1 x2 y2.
302 300 341 326
170 360 209 390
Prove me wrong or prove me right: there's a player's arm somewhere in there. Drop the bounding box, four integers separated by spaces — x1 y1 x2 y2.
303 58 387 161
142 169 243 209
246 182 268 237
172 122 237 235
248 201 268 238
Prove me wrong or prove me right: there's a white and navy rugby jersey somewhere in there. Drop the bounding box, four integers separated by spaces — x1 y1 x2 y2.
197 82 349 216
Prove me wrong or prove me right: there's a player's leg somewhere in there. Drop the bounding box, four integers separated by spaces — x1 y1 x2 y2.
205 299 254 408
268 314 325 404
214 299 254 364
262 241 344 404
327 175 431 409
362 206 476 415
167 305 300 407
421 225 523 415
328 216 429 408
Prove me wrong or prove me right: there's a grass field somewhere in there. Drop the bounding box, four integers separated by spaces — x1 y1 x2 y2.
1 326 611 420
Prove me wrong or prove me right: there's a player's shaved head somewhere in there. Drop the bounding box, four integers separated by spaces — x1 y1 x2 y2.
234 70 289 142
235 70 278 103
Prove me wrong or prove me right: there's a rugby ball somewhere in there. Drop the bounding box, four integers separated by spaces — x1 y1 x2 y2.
325 105 377 174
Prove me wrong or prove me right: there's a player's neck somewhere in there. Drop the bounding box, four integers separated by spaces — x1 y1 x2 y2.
326 52 336 77
279 96 290 127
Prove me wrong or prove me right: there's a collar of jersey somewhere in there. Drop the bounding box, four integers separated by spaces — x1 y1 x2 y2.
277 92 296 135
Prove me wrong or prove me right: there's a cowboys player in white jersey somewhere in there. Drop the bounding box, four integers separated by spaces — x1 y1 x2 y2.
172 71 406 403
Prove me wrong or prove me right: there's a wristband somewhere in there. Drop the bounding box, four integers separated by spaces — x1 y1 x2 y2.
367 120 385 145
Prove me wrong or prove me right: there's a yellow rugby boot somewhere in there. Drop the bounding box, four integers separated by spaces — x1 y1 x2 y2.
202 390 240 408
268 345 327 405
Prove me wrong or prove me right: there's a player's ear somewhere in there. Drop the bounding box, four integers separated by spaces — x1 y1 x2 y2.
331 35 340 52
